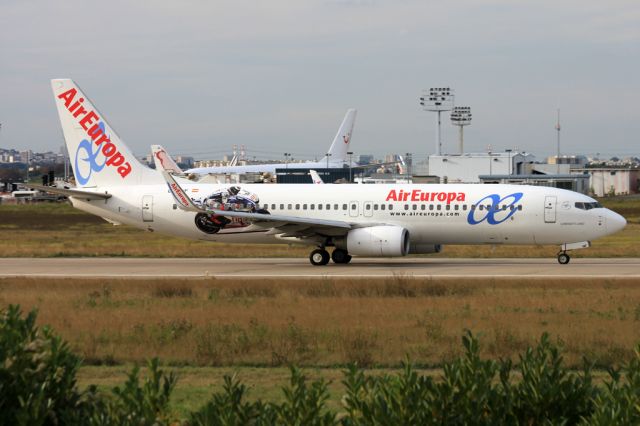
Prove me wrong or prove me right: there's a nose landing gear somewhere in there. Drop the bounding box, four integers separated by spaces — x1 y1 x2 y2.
557 251 571 265
556 241 590 265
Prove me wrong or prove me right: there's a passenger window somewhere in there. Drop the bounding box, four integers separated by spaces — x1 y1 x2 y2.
295 204 300 210
374 204 378 210
288 204 292 210
454 204 459 211
389 205 394 211
404 204 409 210
334 204 339 210
437 204 441 211
446 204 451 211
343 204 347 210
502 205 507 210
326 204 331 210
271 204 276 210
510 205 515 211
479 205 484 211
463 205 467 211
381 204 386 210
351 203 357 210
303 204 307 210
310 204 315 210
318 204 322 210
421 204 426 210
280 204 284 210
412 204 417 210
518 205 522 211
365 204 371 210
429 204 434 211
471 205 476 211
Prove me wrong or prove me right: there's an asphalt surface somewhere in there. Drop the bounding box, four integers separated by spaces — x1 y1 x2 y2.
0 258 638 279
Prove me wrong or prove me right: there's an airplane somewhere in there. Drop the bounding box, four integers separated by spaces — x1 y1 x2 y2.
43 79 626 266
183 108 357 175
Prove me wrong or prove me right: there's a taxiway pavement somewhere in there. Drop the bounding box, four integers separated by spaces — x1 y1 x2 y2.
0 258 638 279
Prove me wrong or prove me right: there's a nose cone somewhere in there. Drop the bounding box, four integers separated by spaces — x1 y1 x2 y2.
607 210 627 235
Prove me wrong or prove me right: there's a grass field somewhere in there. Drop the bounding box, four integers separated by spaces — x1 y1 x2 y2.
0 195 638 257
3 275 639 415
1 276 638 369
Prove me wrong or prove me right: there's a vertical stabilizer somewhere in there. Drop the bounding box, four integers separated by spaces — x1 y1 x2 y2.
323 109 357 164
51 79 148 187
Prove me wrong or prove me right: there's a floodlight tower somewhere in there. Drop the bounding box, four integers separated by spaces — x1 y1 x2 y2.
450 106 472 154
420 88 454 155
555 109 561 174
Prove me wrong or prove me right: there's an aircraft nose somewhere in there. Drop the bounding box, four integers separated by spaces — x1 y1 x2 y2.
606 209 627 234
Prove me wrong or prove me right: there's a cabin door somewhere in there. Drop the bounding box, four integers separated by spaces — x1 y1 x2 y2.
142 195 154 222
544 196 556 223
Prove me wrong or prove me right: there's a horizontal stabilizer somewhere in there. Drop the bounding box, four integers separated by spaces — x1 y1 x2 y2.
30 184 112 200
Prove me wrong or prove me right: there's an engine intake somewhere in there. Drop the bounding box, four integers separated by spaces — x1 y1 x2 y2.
344 226 410 257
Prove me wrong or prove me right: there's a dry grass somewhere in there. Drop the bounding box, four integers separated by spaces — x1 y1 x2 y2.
0 199 638 257
1 276 639 368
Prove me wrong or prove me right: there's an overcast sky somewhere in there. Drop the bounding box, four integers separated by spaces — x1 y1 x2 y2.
1 0 639 162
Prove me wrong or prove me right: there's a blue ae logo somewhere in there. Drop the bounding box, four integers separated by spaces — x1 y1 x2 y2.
467 192 523 225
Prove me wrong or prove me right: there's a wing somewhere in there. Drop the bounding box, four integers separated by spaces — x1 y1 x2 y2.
160 170 357 239
29 184 112 200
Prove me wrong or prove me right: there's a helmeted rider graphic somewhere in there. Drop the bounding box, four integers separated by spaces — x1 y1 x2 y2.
193 186 265 234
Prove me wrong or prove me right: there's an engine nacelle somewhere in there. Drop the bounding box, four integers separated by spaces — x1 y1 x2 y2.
343 226 410 257
410 243 443 254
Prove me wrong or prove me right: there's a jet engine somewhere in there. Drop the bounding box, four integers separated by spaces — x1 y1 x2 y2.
341 226 410 257
409 243 443 254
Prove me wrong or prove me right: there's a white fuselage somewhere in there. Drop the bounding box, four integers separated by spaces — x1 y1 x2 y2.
70 177 626 249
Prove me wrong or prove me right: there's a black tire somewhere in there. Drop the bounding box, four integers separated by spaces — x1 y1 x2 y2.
309 249 330 266
331 249 352 264
194 213 222 234
558 253 570 265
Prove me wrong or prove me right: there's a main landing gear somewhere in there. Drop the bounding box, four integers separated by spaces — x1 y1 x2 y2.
309 248 352 266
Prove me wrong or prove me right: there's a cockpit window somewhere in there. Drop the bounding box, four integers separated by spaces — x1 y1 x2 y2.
575 202 602 210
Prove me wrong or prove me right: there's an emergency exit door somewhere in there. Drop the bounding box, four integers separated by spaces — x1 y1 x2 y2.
544 196 556 223
142 195 154 222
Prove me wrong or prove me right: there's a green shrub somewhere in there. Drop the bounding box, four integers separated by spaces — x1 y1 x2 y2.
91 358 177 426
0 305 86 425
3 303 640 424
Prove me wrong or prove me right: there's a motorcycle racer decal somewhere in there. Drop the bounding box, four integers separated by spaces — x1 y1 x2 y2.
192 186 268 234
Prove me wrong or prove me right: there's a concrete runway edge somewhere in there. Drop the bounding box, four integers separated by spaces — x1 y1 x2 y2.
0 258 639 280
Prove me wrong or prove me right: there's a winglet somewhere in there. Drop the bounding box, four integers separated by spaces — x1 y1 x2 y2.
160 170 202 212
151 145 183 174
309 170 324 184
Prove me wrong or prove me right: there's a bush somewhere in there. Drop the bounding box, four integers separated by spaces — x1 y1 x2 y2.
2 304 640 424
0 305 86 425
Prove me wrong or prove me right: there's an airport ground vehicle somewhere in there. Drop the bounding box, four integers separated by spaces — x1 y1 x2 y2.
42 79 626 265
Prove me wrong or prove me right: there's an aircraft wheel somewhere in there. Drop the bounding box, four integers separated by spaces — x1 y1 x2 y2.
331 249 352 264
557 252 570 265
310 249 330 266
